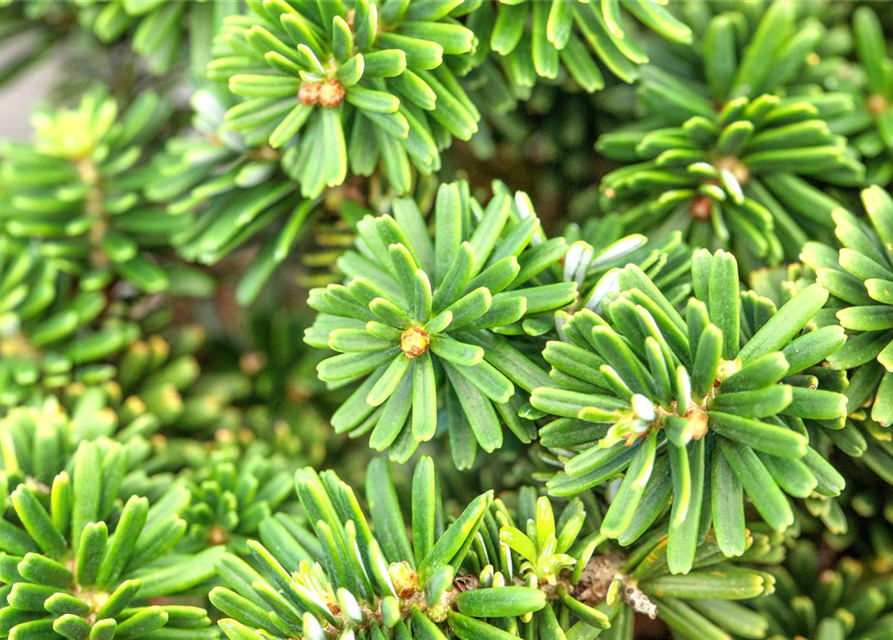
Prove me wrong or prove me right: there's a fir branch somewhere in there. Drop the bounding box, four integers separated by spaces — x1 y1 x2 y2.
0 440 222 640
596 2 865 270
532 249 847 572
305 180 574 468
207 0 479 197
0 87 179 295
801 185 893 427
751 539 893 640
211 456 775 640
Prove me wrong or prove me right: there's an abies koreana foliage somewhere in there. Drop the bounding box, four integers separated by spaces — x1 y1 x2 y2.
208 0 480 197
597 1 866 269
0 439 222 639
305 180 574 468
0 87 178 294
2 1 893 639
212 457 777 640
749 538 893 640
802 185 893 427
531 248 848 574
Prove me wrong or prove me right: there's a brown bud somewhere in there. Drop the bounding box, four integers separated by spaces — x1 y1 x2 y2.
388 561 419 598
401 326 429 358
869 93 890 115
318 79 346 108
690 194 713 220
686 406 709 440
299 82 321 106
208 525 229 546
239 351 267 376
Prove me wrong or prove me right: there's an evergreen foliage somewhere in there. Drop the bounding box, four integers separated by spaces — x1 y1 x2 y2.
306 180 573 467
839 7 893 186
802 185 893 427
0 441 222 639
0 1 891 639
751 539 893 640
208 0 479 196
531 249 847 572
144 88 315 305
597 2 866 268
472 0 691 97
211 457 776 640
0 88 177 294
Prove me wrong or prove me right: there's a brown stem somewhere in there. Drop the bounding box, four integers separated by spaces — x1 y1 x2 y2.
76 157 108 269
